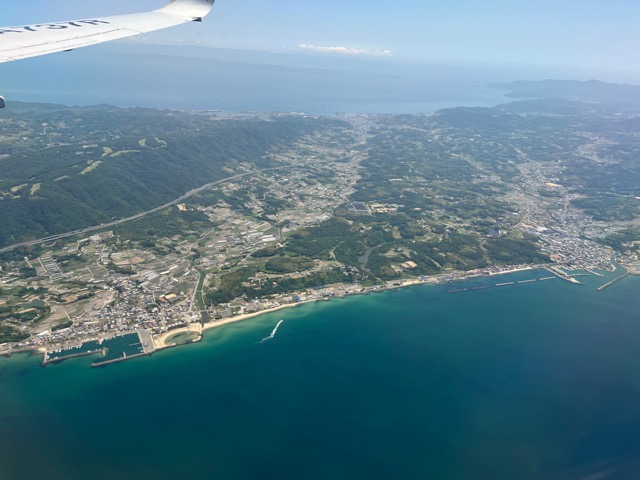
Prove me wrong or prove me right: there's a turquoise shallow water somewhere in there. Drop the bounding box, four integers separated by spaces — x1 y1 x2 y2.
2 270 640 479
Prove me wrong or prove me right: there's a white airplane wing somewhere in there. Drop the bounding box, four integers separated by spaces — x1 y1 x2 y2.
0 0 214 107
0 0 214 64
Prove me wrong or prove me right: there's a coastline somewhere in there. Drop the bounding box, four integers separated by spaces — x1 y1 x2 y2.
19 261 640 367
12 263 572 366
155 296 346 350
151 269 533 352
5 260 640 480
158 261 638 350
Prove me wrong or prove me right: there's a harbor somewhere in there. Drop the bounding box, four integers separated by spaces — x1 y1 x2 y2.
43 340 103 365
445 261 637 295
43 330 156 367
35 264 636 368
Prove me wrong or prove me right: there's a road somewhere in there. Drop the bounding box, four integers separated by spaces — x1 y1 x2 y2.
0 166 289 254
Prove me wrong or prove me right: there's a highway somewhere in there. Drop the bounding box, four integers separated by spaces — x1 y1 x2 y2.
0 166 288 254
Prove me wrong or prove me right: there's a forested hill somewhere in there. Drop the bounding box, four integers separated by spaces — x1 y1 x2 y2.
0 103 349 247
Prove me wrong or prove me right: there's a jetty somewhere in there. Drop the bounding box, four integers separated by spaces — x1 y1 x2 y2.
92 351 148 368
260 320 284 343
597 272 629 292
545 266 584 285
585 268 605 278
447 288 469 294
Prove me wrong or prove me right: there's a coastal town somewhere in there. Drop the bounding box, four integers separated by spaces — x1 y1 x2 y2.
1 105 639 365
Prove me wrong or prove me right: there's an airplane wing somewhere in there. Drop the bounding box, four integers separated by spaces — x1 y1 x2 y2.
0 0 215 64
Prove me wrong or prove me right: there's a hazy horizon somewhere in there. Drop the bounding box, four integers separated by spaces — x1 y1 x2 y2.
4 43 636 114
3 1 640 112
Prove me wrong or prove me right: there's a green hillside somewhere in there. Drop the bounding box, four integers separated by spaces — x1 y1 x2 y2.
0 103 348 246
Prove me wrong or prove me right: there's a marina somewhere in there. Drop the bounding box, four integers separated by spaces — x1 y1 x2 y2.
43 331 154 367
43 340 103 365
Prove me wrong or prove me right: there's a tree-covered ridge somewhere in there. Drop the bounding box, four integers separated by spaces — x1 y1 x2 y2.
0 103 350 247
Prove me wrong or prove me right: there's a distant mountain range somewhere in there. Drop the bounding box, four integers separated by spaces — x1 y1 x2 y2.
490 80 640 108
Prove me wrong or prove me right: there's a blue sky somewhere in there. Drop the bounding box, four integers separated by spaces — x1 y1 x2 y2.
3 0 640 78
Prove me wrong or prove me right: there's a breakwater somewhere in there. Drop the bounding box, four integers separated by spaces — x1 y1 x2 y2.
447 274 556 294
597 272 629 291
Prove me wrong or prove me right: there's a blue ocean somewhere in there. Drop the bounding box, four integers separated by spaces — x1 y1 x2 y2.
1 270 640 479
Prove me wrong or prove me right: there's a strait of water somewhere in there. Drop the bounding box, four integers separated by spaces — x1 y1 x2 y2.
1 270 640 479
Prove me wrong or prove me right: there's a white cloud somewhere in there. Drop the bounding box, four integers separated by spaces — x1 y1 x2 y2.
297 44 392 57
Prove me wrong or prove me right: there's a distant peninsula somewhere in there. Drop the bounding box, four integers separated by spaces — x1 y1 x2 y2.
490 79 640 108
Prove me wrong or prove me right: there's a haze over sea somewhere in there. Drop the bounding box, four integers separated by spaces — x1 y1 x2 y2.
2 270 640 479
1 46 522 114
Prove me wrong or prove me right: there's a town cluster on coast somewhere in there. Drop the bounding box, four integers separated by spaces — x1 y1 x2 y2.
3 254 634 369
28 262 606 367
155 261 635 353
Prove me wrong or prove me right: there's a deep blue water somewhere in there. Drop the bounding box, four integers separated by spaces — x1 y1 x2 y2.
1 270 640 479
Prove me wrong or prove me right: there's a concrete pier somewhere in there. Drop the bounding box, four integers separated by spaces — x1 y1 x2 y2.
545 266 584 285
586 268 605 278
597 272 629 292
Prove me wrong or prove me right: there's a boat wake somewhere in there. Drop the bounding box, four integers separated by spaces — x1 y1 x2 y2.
260 320 284 343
